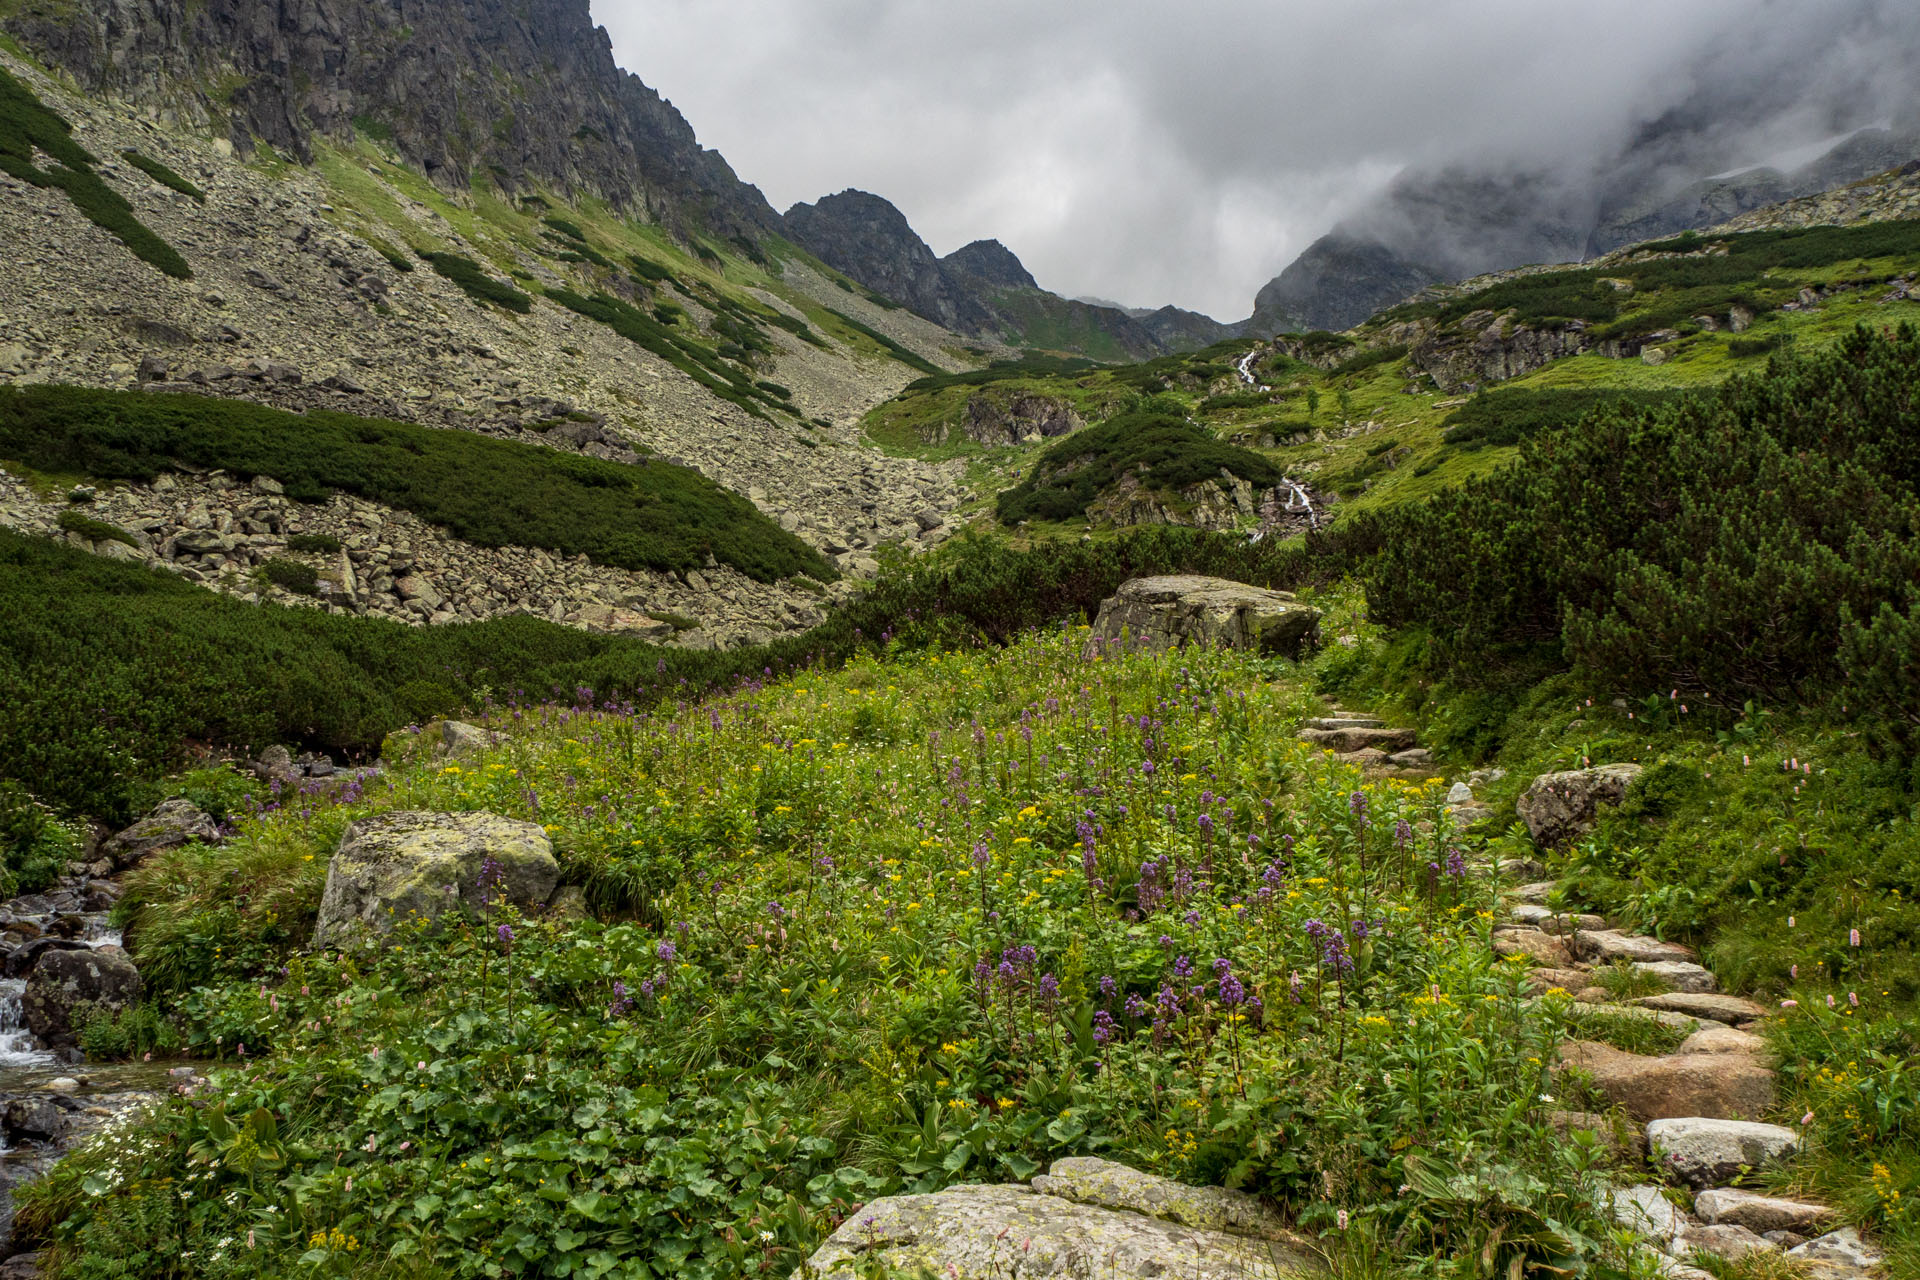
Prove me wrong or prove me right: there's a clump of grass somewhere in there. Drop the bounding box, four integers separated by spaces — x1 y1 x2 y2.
1592 959 1672 1001
286 533 343 554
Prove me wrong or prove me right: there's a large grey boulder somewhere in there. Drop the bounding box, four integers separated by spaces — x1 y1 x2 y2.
1645 1118 1800 1188
1516 764 1642 846
24 947 143 1047
1086 576 1320 660
1557 1042 1774 1122
796 1158 1321 1280
100 798 219 871
1694 1189 1834 1235
311 811 558 949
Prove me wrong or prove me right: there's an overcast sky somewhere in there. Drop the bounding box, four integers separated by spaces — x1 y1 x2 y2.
596 1 1918 319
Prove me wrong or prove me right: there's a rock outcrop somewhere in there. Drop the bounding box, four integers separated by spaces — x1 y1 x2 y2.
311 811 559 948
23 948 143 1048
796 1158 1321 1280
1087 576 1320 660
99 798 219 871
1516 764 1643 847
1644 1118 1800 1188
2 0 779 239
1557 1042 1775 1122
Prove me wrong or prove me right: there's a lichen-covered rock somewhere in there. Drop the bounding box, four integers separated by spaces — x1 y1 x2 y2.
1635 993 1767 1024
1516 764 1642 846
24 947 142 1047
311 811 558 949
99 798 219 871
1693 1189 1834 1235
1557 1042 1774 1121
795 1160 1321 1280
1645 1118 1800 1188
1087 576 1320 660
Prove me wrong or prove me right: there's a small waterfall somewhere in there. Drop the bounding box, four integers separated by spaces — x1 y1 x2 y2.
0 979 55 1071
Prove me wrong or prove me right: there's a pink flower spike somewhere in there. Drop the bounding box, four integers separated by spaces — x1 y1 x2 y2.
1780 999 1798 1008
1849 991 1859 1007
1826 994 1835 1008
1801 1111 1814 1125
1850 928 1861 947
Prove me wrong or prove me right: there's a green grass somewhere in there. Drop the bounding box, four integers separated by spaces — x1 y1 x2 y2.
0 66 192 278
0 384 828 584
119 149 206 203
1440 387 1686 449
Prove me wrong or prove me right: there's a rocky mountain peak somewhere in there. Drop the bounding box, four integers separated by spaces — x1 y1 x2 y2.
941 239 1038 290
783 189 999 335
0 0 779 240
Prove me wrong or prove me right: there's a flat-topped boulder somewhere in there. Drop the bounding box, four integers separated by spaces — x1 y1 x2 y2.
1636 993 1767 1024
1645 1118 1799 1188
1558 1041 1774 1121
1694 1189 1834 1235
1298 725 1417 753
1509 904 1607 934
100 797 220 871
795 1158 1322 1280
1572 930 1695 965
1516 764 1642 846
1086 576 1321 660
1676 1024 1769 1056
1633 960 1719 993
311 810 559 949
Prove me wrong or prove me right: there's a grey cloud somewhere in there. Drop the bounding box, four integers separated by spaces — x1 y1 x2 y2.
596 0 1920 319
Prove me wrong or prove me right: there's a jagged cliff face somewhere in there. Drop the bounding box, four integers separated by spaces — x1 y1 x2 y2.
784 191 1231 358
784 189 999 334
0 0 779 239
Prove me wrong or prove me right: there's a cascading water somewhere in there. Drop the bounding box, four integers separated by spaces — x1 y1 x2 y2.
0 981 55 1073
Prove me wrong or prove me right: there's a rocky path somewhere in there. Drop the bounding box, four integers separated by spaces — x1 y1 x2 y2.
1496 828 1882 1276
1301 706 1886 1276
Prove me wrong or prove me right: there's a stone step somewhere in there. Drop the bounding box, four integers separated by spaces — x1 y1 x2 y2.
1572 929 1695 965
1297 725 1417 753
1302 716 1384 730
1566 1001 1709 1033
1509 904 1607 934
1694 1188 1835 1235
1636 992 1766 1024
1506 881 1560 905
1677 1024 1768 1056
1645 1118 1800 1189
1561 1042 1775 1123
1632 960 1718 994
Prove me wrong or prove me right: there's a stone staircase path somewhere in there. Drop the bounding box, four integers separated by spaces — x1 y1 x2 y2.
1496 864 1884 1278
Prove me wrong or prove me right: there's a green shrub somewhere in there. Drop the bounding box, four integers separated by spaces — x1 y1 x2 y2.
996 410 1282 524
285 532 343 553
259 556 319 596
55 507 136 546
760 309 825 347
823 308 941 375
902 354 1101 394
367 237 415 273
1441 387 1686 449
543 216 588 242
119 149 205 203
0 517 1377 820
0 779 74 898
419 251 532 313
74 1000 181 1060
1728 334 1784 358
543 288 786 419
627 254 676 284
0 383 827 583
0 67 191 278
1368 326 1920 731
1329 342 1409 378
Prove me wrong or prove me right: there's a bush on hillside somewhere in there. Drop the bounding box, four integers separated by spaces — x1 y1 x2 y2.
995 411 1282 524
419 252 532 313
1368 326 1920 728
1441 387 1686 449
0 67 192 278
119 150 206 203
0 384 826 584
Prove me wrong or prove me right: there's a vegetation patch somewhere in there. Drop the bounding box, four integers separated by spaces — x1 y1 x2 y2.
285 532 343 554
0 384 828 585
1440 387 1686 449
258 556 320 596
1369 325 1920 729
419 251 533 313
822 307 941 375
54 507 135 546
0 66 192 278
996 410 1282 525
543 288 787 418
119 149 205 203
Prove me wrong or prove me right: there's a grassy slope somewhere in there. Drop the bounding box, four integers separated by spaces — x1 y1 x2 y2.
862 230 1920 530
